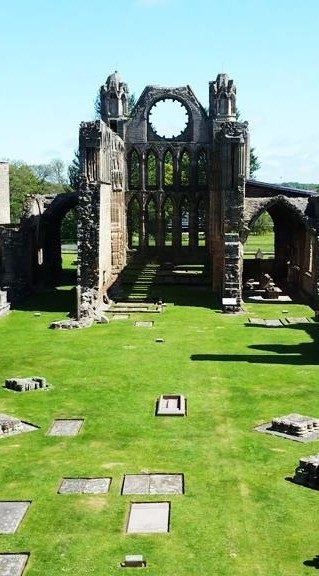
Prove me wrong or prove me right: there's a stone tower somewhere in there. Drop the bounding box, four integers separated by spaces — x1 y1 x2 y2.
100 71 129 139
209 74 250 304
0 161 10 224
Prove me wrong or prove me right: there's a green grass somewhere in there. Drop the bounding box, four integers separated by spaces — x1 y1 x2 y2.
244 232 274 258
0 286 318 574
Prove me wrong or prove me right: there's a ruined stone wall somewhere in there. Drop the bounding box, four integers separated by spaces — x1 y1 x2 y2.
77 120 126 319
0 162 10 224
0 224 34 301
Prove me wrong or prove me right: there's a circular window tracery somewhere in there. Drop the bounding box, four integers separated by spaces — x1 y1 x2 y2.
148 98 189 139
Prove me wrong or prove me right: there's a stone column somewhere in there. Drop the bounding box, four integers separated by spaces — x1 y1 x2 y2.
0 162 10 224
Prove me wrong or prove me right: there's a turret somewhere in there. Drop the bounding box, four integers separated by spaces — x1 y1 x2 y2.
100 71 129 137
209 73 236 121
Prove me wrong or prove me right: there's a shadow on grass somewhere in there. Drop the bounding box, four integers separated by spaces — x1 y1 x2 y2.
15 286 77 315
191 324 319 366
304 556 319 569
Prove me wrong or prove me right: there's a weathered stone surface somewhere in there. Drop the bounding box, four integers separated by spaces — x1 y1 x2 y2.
113 313 130 320
286 317 310 325
293 454 319 489
58 478 111 494
126 502 170 534
265 319 283 327
5 376 48 392
271 413 319 437
248 318 266 326
120 555 146 568
156 395 186 416
0 414 38 438
0 502 30 534
50 318 93 330
134 321 153 328
0 554 29 576
255 414 319 443
122 474 183 495
47 419 83 436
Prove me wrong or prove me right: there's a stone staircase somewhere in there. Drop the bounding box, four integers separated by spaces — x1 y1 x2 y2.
109 259 210 303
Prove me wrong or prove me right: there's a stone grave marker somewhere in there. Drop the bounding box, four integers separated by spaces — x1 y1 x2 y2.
248 318 266 326
265 319 283 327
58 478 111 494
134 321 154 328
126 502 170 534
0 502 31 534
156 395 186 416
0 554 29 576
113 314 130 320
47 419 83 436
255 413 319 442
120 555 146 568
122 473 183 495
0 414 38 438
286 317 310 325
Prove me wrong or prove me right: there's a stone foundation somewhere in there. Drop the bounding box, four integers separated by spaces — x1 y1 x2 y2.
293 454 319 489
5 377 48 392
271 413 319 437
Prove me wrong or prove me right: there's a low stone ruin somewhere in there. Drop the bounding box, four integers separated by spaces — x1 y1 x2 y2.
50 317 93 330
5 376 48 392
293 454 319 489
0 414 23 436
271 413 319 438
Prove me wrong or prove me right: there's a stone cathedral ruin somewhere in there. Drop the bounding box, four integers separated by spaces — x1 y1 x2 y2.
1 71 319 320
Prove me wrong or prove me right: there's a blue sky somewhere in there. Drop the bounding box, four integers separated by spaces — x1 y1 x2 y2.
0 0 318 183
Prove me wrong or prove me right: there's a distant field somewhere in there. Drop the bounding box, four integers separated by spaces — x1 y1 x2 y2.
244 232 274 259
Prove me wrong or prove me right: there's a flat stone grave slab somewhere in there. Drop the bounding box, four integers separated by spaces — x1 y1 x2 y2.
58 478 111 494
126 502 170 534
134 321 154 328
0 554 29 576
248 318 266 326
112 314 130 320
255 413 319 442
0 414 38 439
122 474 183 495
47 419 84 436
156 394 186 416
285 317 310 325
264 319 283 327
0 502 31 534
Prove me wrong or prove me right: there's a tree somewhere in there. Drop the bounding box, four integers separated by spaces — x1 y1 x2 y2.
68 150 81 192
249 147 261 179
251 211 273 235
9 162 44 222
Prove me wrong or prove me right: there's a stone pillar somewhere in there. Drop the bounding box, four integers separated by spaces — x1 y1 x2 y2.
0 162 10 224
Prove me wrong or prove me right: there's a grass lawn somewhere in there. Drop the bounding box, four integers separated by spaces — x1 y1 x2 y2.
0 285 319 575
244 232 274 258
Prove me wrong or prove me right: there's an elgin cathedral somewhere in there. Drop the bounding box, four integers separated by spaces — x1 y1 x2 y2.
1 71 319 320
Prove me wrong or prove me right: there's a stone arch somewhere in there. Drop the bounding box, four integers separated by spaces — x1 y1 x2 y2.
179 196 190 247
128 148 140 189
127 196 141 248
162 195 175 247
179 149 191 187
145 196 158 247
145 148 158 189
196 148 207 187
40 192 80 286
243 196 314 289
163 148 175 188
